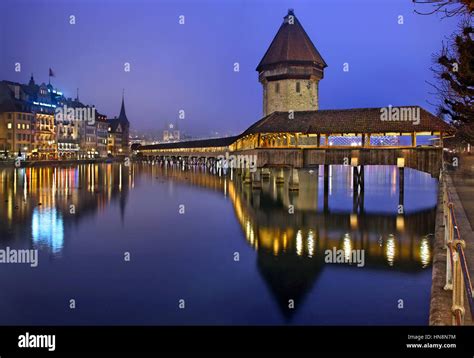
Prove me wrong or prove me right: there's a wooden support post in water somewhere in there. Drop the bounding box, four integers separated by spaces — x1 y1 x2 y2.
276 168 285 185
289 168 299 191
399 167 405 207
324 164 329 212
353 165 359 192
252 189 261 208
243 167 252 185
252 169 262 189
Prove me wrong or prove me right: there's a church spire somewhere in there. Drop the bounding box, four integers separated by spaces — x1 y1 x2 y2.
118 89 128 124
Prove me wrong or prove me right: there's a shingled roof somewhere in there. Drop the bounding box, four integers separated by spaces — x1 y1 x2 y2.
240 107 453 135
138 136 238 151
256 9 327 72
0 81 28 113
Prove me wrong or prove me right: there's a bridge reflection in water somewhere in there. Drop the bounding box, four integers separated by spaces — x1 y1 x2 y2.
140 163 436 318
0 163 436 322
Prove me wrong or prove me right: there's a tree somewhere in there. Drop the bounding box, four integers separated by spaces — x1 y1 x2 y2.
413 0 474 18
431 23 474 142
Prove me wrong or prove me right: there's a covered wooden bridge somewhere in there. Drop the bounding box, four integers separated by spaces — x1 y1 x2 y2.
137 106 453 177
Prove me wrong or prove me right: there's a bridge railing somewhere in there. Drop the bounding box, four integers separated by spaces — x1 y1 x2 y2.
442 177 474 325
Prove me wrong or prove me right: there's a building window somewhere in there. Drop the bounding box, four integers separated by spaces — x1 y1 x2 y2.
275 82 280 93
7 113 12 119
7 123 12 129
17 123 21 129
296 82 301 93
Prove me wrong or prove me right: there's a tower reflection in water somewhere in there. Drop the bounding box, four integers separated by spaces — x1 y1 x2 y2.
0 163 435 320
142 163 436 317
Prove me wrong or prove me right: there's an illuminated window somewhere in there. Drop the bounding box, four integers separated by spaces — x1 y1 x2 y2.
17 123 21 129
7 123 12 129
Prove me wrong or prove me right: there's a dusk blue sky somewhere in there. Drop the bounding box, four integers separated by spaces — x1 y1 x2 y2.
0 0 459 137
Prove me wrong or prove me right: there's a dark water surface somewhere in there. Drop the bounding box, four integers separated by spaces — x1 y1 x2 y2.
0 163 438 325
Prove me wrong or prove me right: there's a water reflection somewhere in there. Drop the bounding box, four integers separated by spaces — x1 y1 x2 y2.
0 164 133 256
0 163 436 322
32 207 64 254
137 164 437 317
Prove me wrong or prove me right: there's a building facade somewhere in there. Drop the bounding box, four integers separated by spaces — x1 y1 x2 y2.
108 95 130 156
96 112 109 158
0 76 131 160
163 123 180 142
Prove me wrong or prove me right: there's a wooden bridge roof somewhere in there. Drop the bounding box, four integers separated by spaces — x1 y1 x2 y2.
138 136 238 150
241 107 453 136
138 107 452 152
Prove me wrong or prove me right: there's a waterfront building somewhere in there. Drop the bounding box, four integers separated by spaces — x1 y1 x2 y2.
108 95 130 156
79 108 98 159
163 123 180 142
96 112 109 158
0 75 131 160
0 77 59 159
33 111 57 160
0 82 34 158
56 98 82 159
28 80 58 159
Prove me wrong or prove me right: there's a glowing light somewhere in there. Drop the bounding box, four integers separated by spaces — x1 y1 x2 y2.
350 214 358 229
32 101 56 108
296 230 303 256
386 234 396 266
343 233 352 262
307 229 315 258
420 237 431 268
396 216 405 232
273 239 279 255
31 207 64 254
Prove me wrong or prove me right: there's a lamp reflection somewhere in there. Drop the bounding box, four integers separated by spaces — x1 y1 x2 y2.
32 207 64 254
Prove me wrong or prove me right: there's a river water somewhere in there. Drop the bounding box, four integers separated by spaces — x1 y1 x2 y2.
0 163 438 325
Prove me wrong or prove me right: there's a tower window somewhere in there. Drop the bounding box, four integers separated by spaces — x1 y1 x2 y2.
296 82 301 93
275 83 280 93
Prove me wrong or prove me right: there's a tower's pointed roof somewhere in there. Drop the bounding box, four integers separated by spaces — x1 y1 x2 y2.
256 9 327 72
118 90 129 125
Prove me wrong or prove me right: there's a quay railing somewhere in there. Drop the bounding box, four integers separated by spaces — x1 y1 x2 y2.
442 177 474 325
